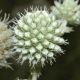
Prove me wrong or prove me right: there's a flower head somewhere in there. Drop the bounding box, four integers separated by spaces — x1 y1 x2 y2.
0 11 13 67
13 8 72 68
51 0 80 24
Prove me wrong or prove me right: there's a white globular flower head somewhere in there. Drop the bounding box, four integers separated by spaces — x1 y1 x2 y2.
51 0 80 24
0 10 13 68
13 8 72 68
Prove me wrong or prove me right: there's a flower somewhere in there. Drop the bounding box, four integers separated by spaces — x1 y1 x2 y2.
0 11 13 68
13 8 72 68
51 0 80 24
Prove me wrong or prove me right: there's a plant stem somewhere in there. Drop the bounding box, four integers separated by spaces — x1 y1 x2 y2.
31 72 39 80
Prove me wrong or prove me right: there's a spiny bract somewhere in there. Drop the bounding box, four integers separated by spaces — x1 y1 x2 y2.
51 0 80 24
13 9 72 68
0 11 12 67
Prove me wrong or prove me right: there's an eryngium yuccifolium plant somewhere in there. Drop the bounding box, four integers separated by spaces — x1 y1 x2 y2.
13 9 72 68
51 0 80 25
0 12 13 67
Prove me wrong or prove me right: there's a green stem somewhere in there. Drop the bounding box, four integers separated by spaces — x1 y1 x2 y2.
31 72 39 80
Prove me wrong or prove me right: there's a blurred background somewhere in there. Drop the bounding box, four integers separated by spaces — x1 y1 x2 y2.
0 0 80 80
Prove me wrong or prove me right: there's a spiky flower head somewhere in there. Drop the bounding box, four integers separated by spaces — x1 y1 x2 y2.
51 0 80 24
13 8 72 68
0 11 13 67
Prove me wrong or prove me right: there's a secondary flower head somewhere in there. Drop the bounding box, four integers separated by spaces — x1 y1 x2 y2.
13 8 72 68
0 11 13 67
51 0 80 24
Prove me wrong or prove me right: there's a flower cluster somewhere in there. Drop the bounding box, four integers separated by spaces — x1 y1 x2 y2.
0 0 80 80
0 12 13 67
13 9 72 68
51 0 80 24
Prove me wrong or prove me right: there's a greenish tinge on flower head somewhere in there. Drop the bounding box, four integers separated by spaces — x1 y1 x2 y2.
51 0 80 25
0 11 13 68
13 8 72 68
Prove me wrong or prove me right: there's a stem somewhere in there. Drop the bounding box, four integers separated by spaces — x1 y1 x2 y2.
31 72 39 80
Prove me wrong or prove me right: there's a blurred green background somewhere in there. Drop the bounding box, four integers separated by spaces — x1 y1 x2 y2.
0 0 80 80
